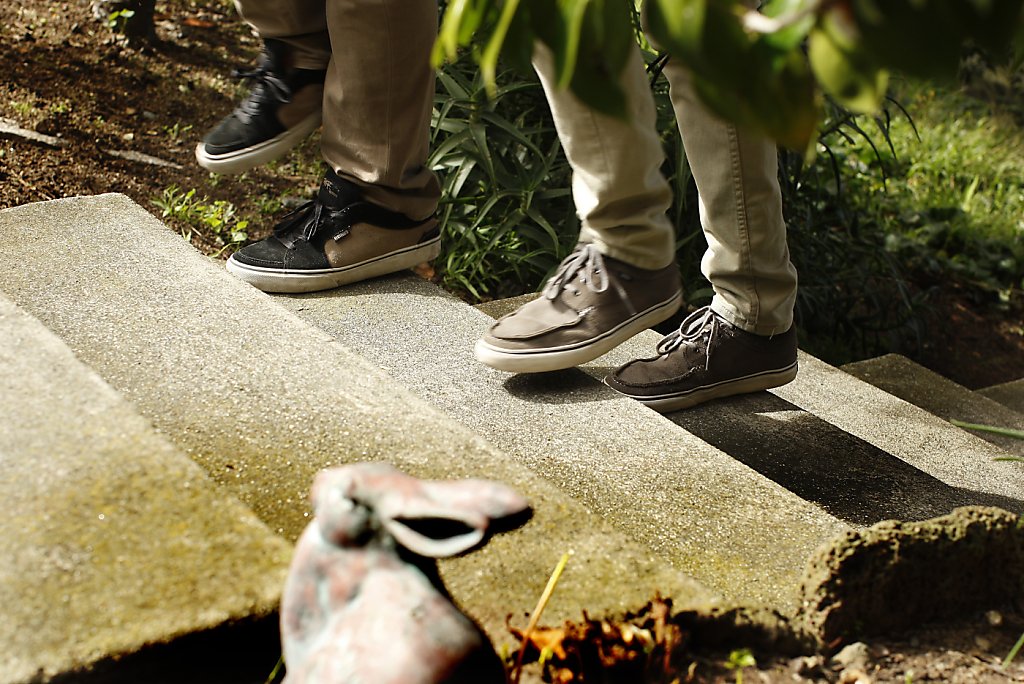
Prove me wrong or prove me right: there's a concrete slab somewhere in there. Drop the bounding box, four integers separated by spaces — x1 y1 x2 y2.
978 378 1024 415
0 195 717 648
276 277 850 612
0 294 291 684
843 354 1024 458
779 352 1024 504
591 332 1024 516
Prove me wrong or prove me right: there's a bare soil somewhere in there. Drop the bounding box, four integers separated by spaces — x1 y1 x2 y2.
2 2 1023 683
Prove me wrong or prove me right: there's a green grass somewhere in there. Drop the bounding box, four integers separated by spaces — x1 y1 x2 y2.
153 186 250 254
820 73 1024 301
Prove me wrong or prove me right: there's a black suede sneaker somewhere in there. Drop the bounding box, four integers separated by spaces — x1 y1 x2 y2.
226 169 440 293
196 38 326 174
605 306 798 412
475 244 682 373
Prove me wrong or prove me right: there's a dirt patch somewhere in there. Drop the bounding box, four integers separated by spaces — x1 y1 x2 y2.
512 600 1024 683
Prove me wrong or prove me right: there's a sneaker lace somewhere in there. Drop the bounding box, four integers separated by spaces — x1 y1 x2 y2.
656 306 719 370
271 199 364 248
230 58 292 124
542 244 636 315
270 187 426 250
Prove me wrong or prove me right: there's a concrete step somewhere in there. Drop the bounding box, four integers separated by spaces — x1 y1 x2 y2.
259 272 1024 615
842 354 1024 458
0 294 291 684
274 278 852 611
0 194 717 657
978 377 1024 415
594 333 1024 514
480 301 1024 515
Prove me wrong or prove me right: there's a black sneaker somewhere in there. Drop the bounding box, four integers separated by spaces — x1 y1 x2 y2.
225 169 440 293
475 244 682 372
605 306 798 412
195 38 326 174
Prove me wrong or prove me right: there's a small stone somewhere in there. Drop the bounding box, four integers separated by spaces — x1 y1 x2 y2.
122 132 134 141
985 610 1003 627
832 642 870 670
838 668 872 684
790 655 824 676
974 635 992 651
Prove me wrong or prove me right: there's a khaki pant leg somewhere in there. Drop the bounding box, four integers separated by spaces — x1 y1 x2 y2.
662 59 798 334
531 43 676 271
233 0 332 69
319 0 440 220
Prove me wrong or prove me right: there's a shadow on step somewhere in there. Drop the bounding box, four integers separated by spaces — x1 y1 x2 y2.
502 369 613 404
50 615 282 684
667 393 1024 526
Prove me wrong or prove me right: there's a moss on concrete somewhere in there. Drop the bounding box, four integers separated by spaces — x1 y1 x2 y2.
797 506 1024 643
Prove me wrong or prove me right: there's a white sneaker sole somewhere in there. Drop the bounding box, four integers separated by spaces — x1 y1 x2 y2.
195 111 322 175
620 361 799 413
474 291 682 373
225 236 441 293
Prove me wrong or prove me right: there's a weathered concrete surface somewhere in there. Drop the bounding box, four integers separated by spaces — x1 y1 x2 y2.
843 354 1024 458
797 506 1024 642
978 377 1024 415
0 294 291 684
278 276 850 611
475 293 540 320
0 195 717 649
777 352 1024 505
593 332 1024 519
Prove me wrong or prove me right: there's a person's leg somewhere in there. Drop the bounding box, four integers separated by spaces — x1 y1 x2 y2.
605 49 799 411
668 67 798 334
195 0 331 173
317 0 440 221
475 42 681 373
232 0 332 69
225 0 442 293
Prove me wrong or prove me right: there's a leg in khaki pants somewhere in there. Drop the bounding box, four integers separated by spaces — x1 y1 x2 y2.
530 40 796 334
208 0 443 293
229 0 440 219
479 35 800 411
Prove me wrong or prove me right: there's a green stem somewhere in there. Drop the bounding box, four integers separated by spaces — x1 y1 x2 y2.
949 420 1024 441
1003 631 1024 670
264 656 284 684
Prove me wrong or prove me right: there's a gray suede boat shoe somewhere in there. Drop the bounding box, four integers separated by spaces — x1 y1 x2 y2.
475 243 682 373
605 306 798 412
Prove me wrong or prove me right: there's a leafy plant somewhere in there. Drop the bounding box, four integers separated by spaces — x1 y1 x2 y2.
436 0 1024 152
163 122 194 142
431 54 578 300
153 186 249 254
724 647 756 684
780 94 928 361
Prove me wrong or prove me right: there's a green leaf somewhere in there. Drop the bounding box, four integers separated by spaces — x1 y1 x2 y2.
556 0 591 89
808 22 888 114
758 0 817 51
646 0 709 61
480 0 523 96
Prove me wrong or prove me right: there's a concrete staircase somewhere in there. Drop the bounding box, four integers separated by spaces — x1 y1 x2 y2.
2 194 1022 683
